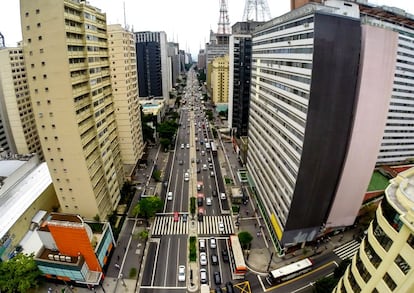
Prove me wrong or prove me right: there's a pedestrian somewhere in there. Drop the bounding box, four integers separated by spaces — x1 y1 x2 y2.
115 263 120 269
117 255 120 261
256 232 260 237
254 223 257 228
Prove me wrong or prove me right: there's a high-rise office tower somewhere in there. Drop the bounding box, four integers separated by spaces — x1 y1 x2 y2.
108 24 144 174
211 55 229 105
135 31 171 101
335 168 414 292
0 46 43 159
248 1 397 254
20 0 124 219
167 42 180 87
228 21 263 137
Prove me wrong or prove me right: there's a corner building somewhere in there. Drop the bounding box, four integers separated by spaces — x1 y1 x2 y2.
20 0 124 219
335 168 414 292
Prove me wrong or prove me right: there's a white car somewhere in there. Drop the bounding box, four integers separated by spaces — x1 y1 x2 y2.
202 164 208 170
178 265 185 282
200 252 207 266
181 143 184 149
186 143 190 149
210 237 217 249
184 173 189 182
218 222 224 232
167 191 173 201
206 197 212 206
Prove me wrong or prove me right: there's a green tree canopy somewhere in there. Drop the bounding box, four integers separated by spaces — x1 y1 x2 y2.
157 120 178 140
238 231 253 249
313 275 338 293
133 196 163 219
0 253 41 293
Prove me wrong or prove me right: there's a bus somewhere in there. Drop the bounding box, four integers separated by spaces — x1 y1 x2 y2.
211 142 217 156
228 235 247 279
266 258 313 285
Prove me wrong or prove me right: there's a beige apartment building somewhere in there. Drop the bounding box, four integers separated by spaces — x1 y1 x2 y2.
335 167 414 292
211 55 229 105
108 24 144 176
20 0 124 219
0 47 43 159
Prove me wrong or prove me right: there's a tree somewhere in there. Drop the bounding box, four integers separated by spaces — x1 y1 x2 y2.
132 196 163 220
0 253 42 293
159 137 171 150
238 231 253 249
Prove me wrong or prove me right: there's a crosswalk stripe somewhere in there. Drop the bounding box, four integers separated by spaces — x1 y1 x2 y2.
333 240 360 260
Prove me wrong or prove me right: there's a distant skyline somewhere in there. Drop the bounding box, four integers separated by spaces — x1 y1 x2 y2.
0 0 413 57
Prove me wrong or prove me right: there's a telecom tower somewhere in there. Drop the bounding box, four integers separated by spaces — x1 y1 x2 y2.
243 0 271 22
217 0 230 35
0 32 5 48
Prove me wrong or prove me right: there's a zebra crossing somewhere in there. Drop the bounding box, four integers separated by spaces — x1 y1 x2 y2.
151 216 189 236
198 216 234 236
150 215 234 236
333 240 360 260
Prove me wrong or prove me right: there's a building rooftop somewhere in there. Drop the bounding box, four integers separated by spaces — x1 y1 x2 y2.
0 162 52 240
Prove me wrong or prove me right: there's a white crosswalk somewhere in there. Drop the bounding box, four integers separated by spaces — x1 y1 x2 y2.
151 215 234 236
333 240 360 260
151 216 189 236
198 216 234 235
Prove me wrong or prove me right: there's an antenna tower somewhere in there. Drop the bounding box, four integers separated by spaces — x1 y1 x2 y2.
0 32 5 48
243 0 271 22
217 0 230 34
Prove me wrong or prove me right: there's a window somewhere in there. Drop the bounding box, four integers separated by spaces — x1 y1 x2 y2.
38 36 42 40
36 9 40 14
43 74 47 79
372 219 393 251
37 23 41 28
364 240 381 268
25 12 29 17
26 25 30 30
40 48 44 53
407 234 414 249
31 64 35 68
28 38 31 43
383 273 396 291
395 255 410 274
41 61 45 66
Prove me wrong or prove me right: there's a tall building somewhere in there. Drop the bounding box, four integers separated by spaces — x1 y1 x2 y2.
108 24 144 175
20 0 124 219
197 49 206 71
211 55 229 105
228 21 263 137
167 42 180 87
247 1 397 254
335 167 414 292
0 46 43 159
135 31 171 101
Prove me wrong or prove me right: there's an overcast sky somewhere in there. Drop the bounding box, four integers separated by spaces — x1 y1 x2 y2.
0 0 413 57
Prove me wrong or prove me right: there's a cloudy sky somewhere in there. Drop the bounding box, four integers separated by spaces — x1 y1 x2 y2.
0 0 413 57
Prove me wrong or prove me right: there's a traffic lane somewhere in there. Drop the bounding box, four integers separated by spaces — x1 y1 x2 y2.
153 237 177 286
141 241 158 286
217 238 232 283
264 261 338 293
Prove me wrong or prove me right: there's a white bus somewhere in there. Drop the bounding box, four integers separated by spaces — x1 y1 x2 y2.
228 235 247 279
266 258 313 285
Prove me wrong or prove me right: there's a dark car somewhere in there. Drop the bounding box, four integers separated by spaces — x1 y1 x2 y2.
215 288 223 293
179 160 183 165
213 271 221 285
212 190 217 197
221 249 229 263
226 282 235 293
182 214 188 222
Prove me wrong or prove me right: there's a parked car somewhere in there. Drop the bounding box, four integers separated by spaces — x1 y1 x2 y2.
200 252 207 266
206 197 212 206
211 254 218 265
178 265 185 282
210 237 217 249
222 249 229 262
167 191 173 201
226 282 235 293
200 269 208 284
213 271 221 285
199 239 206 252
